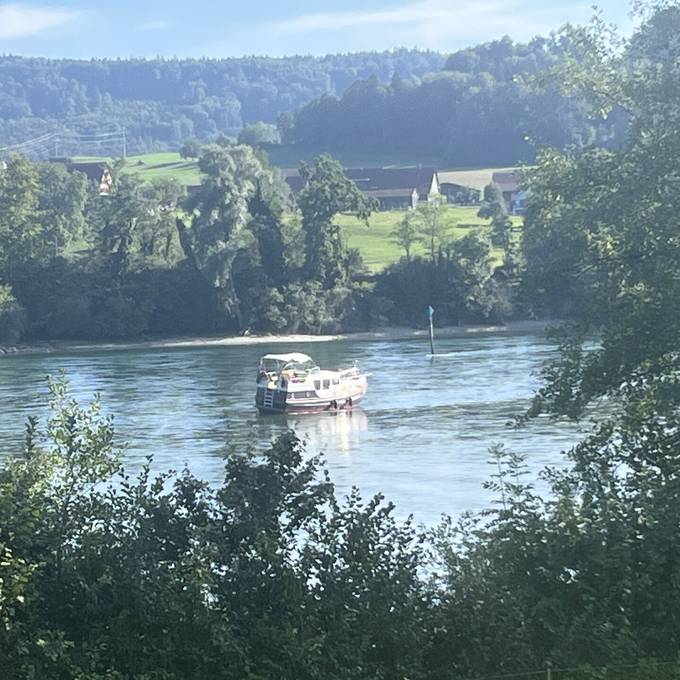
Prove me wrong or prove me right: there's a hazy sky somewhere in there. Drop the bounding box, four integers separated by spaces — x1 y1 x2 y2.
0 0 634 58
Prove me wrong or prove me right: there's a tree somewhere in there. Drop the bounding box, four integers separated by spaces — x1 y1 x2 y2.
391 212 420 261
237 121 280 146
0 155 41 276
0 380 429 679
276 111 295 143
0 284 26 342
448 231 497 318
95 174 146 279
179 138 202 159
413 199 451 262
297 154 376 285
248 181 288 287
521 4 680 417
478 182 506 221
478 181 513 250
137 178 186 264
176 144 269 328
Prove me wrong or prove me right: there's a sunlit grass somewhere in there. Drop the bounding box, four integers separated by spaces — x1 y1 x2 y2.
122 152 201 184
336 206 515 272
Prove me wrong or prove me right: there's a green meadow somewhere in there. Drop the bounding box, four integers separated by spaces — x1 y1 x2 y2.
121 152 202 185
337 207 521 272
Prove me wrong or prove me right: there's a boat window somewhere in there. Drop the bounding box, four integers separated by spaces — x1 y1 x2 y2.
314 380 321 391
332 378 340 385
322 379 330 389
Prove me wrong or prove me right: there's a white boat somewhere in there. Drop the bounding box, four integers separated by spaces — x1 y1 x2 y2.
255 352 368 414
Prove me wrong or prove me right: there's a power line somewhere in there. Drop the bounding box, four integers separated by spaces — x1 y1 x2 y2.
0 127 128 159
0 132 58 153
69 131 125 140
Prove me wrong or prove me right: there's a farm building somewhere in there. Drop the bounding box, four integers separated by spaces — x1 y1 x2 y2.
438 181 481 205
284 166 440 210
491 170 527 214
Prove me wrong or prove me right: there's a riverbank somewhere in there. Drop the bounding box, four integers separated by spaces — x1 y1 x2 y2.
0 320 558 357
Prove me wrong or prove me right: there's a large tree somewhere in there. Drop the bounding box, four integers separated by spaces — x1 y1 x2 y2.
478 182 512 251
297 155 375 285
95 174 147 279
176 144 271 328
391 212 420 262
0 155 41 276
413 200 452 263
137 178 186 264
522 2 680 417
35 162 89 259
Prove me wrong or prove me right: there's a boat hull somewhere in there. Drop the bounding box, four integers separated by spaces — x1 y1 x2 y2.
256 388 366 415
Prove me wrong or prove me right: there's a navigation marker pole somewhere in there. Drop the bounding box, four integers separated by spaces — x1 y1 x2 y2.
427 305 435 356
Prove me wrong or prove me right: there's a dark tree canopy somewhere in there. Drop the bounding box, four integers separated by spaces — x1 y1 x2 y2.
521 3 680 417
287 35 626 166
297 155 376 285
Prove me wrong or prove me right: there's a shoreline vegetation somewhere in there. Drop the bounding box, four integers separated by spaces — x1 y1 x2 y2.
0 320 554 357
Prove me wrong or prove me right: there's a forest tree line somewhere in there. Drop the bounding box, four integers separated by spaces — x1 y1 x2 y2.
286 34 628 166
0 50 443 157
0 35 630 167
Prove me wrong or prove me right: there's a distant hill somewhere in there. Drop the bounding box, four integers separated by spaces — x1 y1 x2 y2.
0 50 444 157
0 37 629 169
285 36 627 167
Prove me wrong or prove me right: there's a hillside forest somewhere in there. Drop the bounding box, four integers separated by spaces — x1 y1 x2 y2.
0 50 444 158
0 37 625 166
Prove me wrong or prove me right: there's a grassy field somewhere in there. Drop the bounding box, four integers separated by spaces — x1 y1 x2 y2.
121 152 202 185
337 206 518 272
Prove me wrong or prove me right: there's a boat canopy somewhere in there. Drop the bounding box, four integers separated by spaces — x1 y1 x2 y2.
261 352 314 365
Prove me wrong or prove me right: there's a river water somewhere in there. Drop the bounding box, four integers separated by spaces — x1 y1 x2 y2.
0 333 588 524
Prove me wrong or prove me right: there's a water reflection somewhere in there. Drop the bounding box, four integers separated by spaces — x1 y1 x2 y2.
288 408 370 454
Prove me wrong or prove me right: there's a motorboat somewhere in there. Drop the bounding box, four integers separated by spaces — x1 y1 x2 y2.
255 352 368 414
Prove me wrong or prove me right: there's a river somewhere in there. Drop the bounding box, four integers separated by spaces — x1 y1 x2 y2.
0 333 588 524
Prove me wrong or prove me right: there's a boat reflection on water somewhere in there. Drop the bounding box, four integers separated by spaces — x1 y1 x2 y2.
259 408 369 455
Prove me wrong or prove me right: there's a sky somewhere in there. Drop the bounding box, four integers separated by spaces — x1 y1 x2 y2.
0 0 634 59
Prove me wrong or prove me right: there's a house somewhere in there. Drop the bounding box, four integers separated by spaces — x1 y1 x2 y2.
437 169 493 205
438 181 481 205
68 161 114 195
344 167 439 210
491 170 527 215
50 158 114 195
283 166 440 210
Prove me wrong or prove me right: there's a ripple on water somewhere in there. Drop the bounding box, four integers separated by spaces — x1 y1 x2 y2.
0 334 586 523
